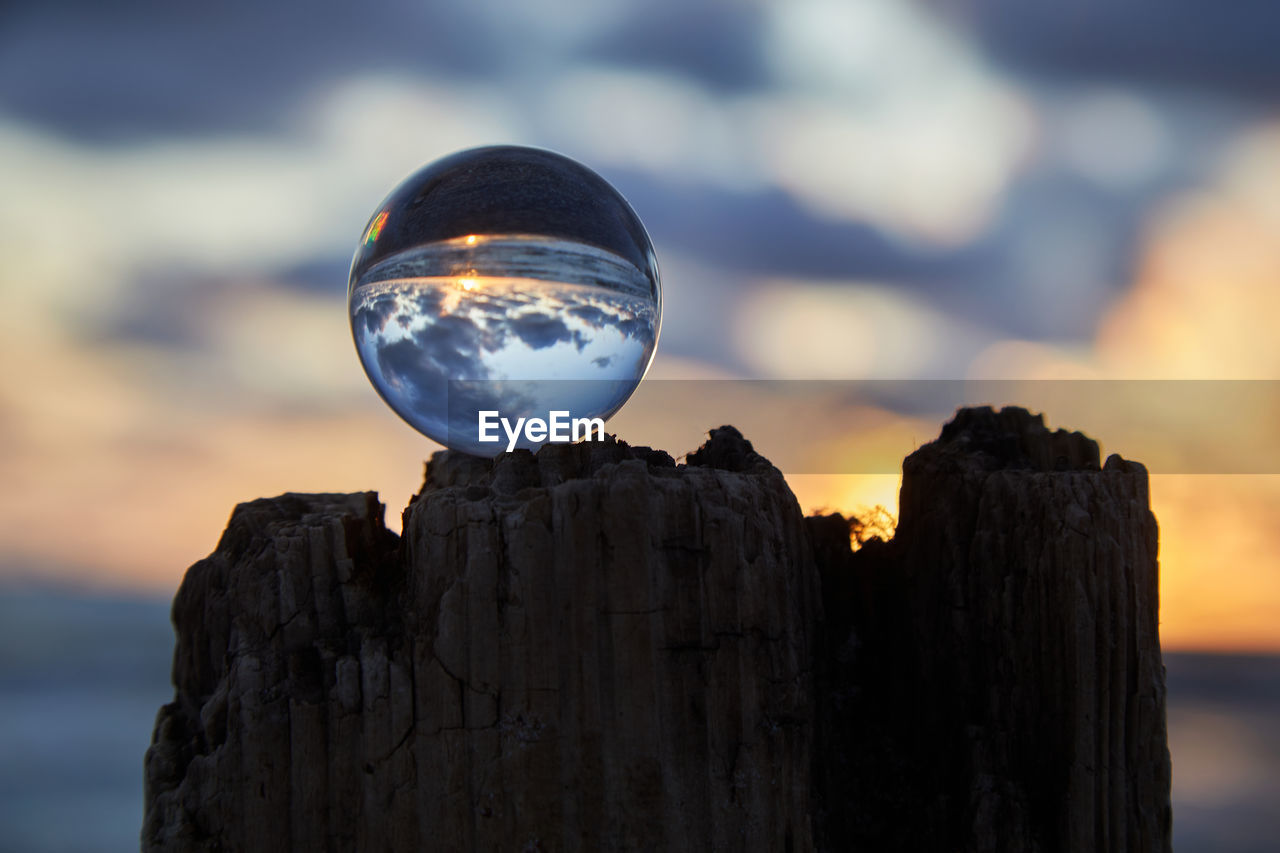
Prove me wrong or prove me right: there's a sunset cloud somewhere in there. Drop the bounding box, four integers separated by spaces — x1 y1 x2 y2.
1 1 1277 655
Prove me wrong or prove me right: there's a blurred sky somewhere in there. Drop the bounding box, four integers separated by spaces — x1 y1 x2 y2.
1 0 1278 650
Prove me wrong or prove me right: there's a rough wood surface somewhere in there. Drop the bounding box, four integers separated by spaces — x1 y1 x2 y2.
144 430 820 852
143 408 1172 851
810 406 1172 852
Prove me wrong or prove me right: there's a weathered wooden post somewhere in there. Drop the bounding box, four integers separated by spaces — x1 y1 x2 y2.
144 408 1172 851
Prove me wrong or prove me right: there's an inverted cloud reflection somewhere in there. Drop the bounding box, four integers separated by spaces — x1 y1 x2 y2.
352 268 657 454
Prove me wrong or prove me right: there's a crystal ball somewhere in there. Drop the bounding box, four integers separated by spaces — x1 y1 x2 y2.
349 146 661 456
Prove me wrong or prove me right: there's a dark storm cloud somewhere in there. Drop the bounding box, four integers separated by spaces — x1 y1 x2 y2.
937 0 1280 98
375 337 433 390
614 316 654 342
409 314 485 376
567 304 610 328
36 0 1245 361
99 296 202 349
610 172 970 283
362 294 398 337
89 269 232 349
402 287 447 318
447 378 534 418
277 257 355 296
0 0 497 139
610 166 1153 344
97 163 1136 366
0 0 767 141
962 171 1149 339
578 0 769 91
508 312 576 350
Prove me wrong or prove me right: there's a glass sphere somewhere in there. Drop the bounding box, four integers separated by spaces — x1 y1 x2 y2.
349 146 661 456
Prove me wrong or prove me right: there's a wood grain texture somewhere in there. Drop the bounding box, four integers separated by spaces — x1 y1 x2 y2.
144 430 819 852
811 406 1172 852
144 410 1172 851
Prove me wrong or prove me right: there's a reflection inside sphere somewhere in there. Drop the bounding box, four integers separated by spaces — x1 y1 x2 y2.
348 146 661 456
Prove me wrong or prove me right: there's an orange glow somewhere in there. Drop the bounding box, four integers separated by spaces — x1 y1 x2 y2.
0 287 431 591
3 314 1277 651
1152 475 1280 651
1097 126 1280 379
786 471 1280 653
4 118 1280 655
1088 125 1280 650
787 474 900 549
